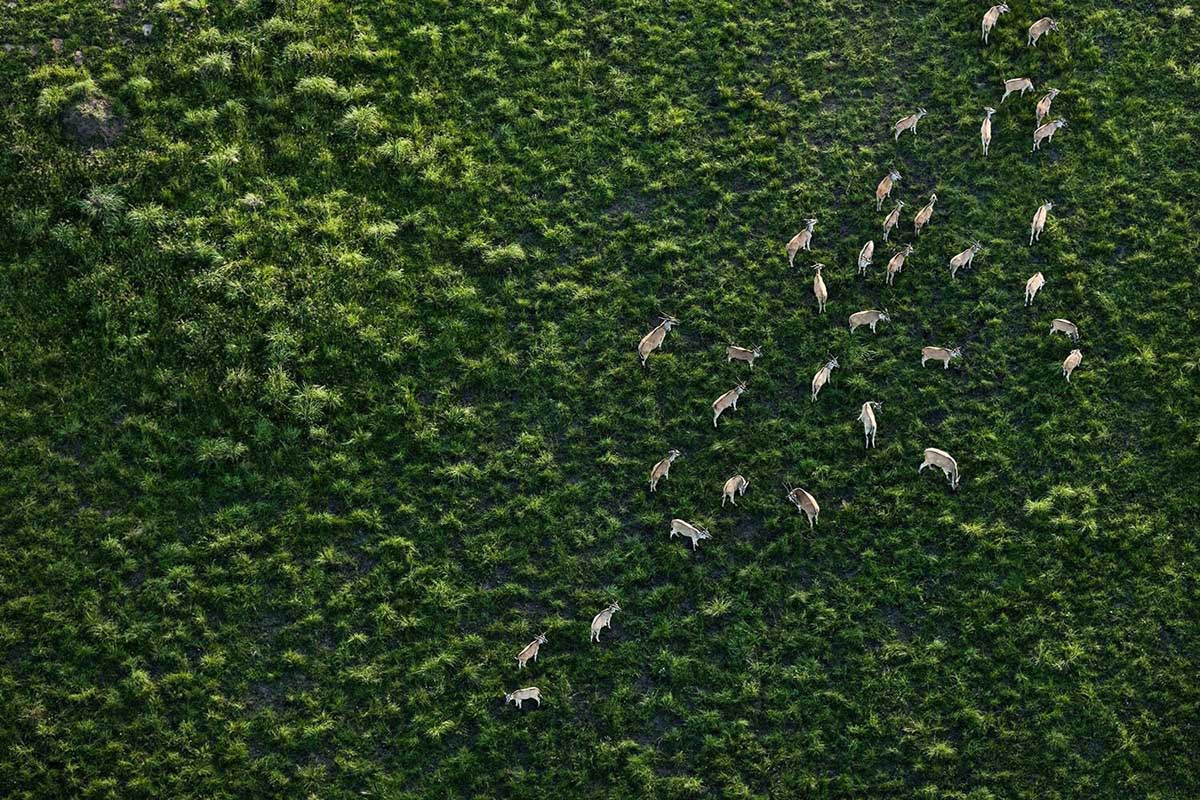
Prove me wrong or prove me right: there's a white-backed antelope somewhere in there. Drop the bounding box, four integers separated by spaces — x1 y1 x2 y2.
638 315 679 367
787 219 817 267
1049 318 1079 341
1062 349 1083 381
1025 272 1045 306
649 449 681 492
1033 118 1066 151
505 687 541 709
590 602 620 643
919 447 960 490
1001 77 1034 103
921 345 962 369
670 518 712 551
515 633 548 669
949 242 982 278
1036 88 1060 126
894 108 927 140
849 309 890 334
1030 201 1053 244
1028 17 1057 46
913 193 937 236
882 200 905 241
858 240 875 275
722 474 749 507
811 356 839 402
858 401 881 449
784 483 820 529
712 382 746 427
982 4 1010 43
885 244 914 286
726 344 762 368
875 170 901 210
981 107 996 156
812 263 828 313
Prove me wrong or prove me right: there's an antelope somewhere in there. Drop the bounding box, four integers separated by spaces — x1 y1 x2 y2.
812 263 828 313
1036 88 1061 126
913 193 937 236
894 108 927 140
858 401 881 449
857 240 875 275
726 344 762 368
670 518 712 551
712 382 746 427
649 449 681 492
981 107 996 156
882 200 905 241
638 315 679 367
1025 272 1045 306
1032 119 1066 151
1028 17 1058 46
921 346 963 369
811 356 839 402
1062 348 1083 381
949 242 982 278
885 244 914 286
784 483 820 529
515 633 548 669
1001 77 1034 103
787 219 817 267
919 448 960 490
505 687 541 709
982 4 1010 43
875 170 901 210
1030 201 1053 244
1049 318 1079 341
590 602 620 642
722 474 749 507
849 309 890 333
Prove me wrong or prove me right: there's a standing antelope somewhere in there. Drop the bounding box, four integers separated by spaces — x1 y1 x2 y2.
515 633 548 669
784 483 820 529
849 309 890 333
982 4 1010 43
787 219 817 267
882 200 905 241
858 401 881 449
1036 88 1060 126
1049 318 1079 341
1025 272 1046 306
726 344 762 368
949 242 982 278
811 356 839 402
505 687 541 709
1030 201 1053 244
885 244 914 286
722 474 749 507
670 518 712 551
913 193 937 236
1001 77 1034 103
858 240 875 275
590 602 620 642
1062 349 1083 381
981 107 996 156
712 382 746 427
649 449 681 492
894 108 928 140
1028 17 1058 46
812 263 828 313
921 346 963 369
919 448 960 490
1033 119 1067 151
638 315 679 367
875 170 901 210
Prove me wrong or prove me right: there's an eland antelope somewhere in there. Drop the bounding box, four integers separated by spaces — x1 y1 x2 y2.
515 633 548 669
787 219 817 267
913 193 937 236
712 382 746 427
1062 349 1083 381
950 242 982 278
982 4 1010 42
670 518 712 551
1002 77 1034 102
727 344 763 368
784 483 820 529
882 200 905 241
894 108 928 140
811 356 839 401
876 170 901 210
638 315 679 367
1025 272 1046 306
885 244 914 286
1033 118 1067 151
812 263 828 313
1030 201 1053 244
505 687 541 709
919 447 960 490
858 401 881 449
722 474 749 507
1049 318 1079 341
921 346 962 369
1028 17 1058 46
1036 88 1060 126
649 449 681 492
590 602 620 642
858 240 875 275
849 308 890 333
981 107 996 156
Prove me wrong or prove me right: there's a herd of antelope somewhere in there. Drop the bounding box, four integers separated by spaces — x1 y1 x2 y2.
506 5 1084 711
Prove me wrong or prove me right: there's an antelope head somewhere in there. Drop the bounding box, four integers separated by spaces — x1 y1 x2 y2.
950 347 963 359
608 601 621 613
668 449 681 460
811 263 825 274
927 192 938 205
1054 119 1067 129
1048 18 1058 31
916 107 928 119
880 309 891 322
971 241 983 253
890 169 902 181
984 106 996 118
752 345 763 358
895 200 906 210
735 382 747 395
826 356 839 370
660 314 679 331
805 218 817 231
902 244 914 255
1044 200 1055 210
1047 88 1060 99
536 632 548 644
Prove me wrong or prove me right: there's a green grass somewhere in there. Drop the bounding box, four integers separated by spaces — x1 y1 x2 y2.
1 1 1198 798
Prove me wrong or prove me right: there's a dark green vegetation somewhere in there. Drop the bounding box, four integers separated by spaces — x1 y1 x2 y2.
2 0 1199 797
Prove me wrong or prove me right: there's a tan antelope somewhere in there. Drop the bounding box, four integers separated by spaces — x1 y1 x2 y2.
1001 77 1034 103
811 356 839 402
1036 88 1060 126
981 107 996 156
875 169 901 210
919 447 960 490
784 483 820 529
1062 349 1083 381
982 4 1010 42
913 193 937 236
726 344 762 368
1033 119 1067 151
649 449 681 492
858 240 875 275
1049 318 1080 341
885 244 914 286
857 401 881 449
787 219 817 267
812 263 828 313
949 242 982 278
670 518 712 551
1025 272 1045 306
712 382 746 427
505 686 542 709
1030 201 1053 244
590 602 620 642
894 108 927 140
515 633 548 669
638 315 679 367
722 474 749 506
921 345 963 369
1028 17 1058 46
882 200 905 241
849 309 890 333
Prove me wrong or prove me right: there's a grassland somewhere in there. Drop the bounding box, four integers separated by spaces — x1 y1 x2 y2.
1 1 1199 798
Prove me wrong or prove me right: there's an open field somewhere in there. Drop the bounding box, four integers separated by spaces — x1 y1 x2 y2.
1 1 1198 797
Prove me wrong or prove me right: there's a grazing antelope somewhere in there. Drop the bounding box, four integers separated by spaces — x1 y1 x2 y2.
913 193 937 236
811 356 839 402
638 315 679 367
949 242 982 278
875 170 901 210
505 687 542 709
849 309 890 333
1030 201 1053 244
981 107 996 156
712 382 746 427
1062 349 1083 381
919 447 960 490
590 602 620 642
882 200 905 241
670 518 712 551
784 483 820 529
982 4 1010 43
722 474 749 507
1049 318 1080 341
515 633 548 669
726 344 762 368
858 240 875 275
858 401 881 449
1025 272 1045 306
1001 77 1034 103
885 244 914 286
894 108 927 140
1036 88 1061 126
649 449 681 492
921 345 963 369
787 219 817 267
812 263 828 313
1028 17 1057 46
1033 119 1067 151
